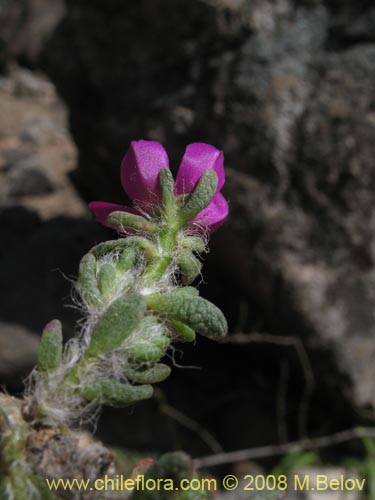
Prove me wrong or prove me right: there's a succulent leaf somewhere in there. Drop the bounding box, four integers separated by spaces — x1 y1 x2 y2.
82 380 153 407
97 263 117 300
180 170 218 222
180 236 207 254
178 250 202 285
124 363 171 384
146 292 227 338
86 294 146 357
107 211 157 233
171 320 196 342
37 320 63 373
77 253 102 309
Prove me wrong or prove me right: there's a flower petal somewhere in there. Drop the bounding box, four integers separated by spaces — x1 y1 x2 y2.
192 192 229 233
175 143 224 195
88 201 141 232
121 140 169 208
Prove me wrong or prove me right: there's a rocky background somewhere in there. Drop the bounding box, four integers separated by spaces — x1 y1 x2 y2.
0 0 374 478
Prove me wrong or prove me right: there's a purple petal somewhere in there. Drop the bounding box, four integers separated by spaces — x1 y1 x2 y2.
88 201 141 233
192 192 229 233
175 143 225 195
121 140 169 208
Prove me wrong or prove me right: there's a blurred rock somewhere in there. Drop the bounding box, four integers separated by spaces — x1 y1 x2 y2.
0 149 32 171
0 66 85 220
7 155 54 196
0 0 65 68
19 116 60 145
0 321 39 378
14 67 55 98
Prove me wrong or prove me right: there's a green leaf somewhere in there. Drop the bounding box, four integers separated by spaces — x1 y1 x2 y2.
86 294 146 357
178 250 202 284
171 287 199 297
159 168 176 217
92 237 157 265
77 253 102 309
171 320 196 342
124 363 171 384
180 236 207 254
146 292 227 339
116 247 137 273
107 211 157 233
82 380 153 407
91 239 131 257
38 320 63 373
128 343 164 362
126 236 158 259
179 170 218 222
97 263 117 300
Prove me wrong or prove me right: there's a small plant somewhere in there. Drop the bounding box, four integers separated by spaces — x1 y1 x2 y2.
0 140 229 499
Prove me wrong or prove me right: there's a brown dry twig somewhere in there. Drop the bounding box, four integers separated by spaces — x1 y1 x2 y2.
193 427 375 468
154 389 224 454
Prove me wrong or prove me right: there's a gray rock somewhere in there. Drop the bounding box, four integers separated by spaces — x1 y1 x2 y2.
0 322 39 378
19 116 59 145
0 149 33 172
14 67 55 98
0 0 65 67
7 155 54 196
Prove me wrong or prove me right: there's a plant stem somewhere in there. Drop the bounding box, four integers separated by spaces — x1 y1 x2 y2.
142 218 180 286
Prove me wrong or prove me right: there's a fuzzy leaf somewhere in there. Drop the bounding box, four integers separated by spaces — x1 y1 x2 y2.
97 263 117 300
117 246 137 272
159 168 176 215
107 211 157 233
178 250 202 284
77 253 102 309
171 287 199 297
124 363 171 384
86 294 146 357
179 170 218 222
125 236 158 259
38 320 63 373
128 343 164 362
91 238 131 257
82 380 153 407
92 237 157 263
181 235 207 254
151 335 171 349
171 320 196 342
146 292 227 339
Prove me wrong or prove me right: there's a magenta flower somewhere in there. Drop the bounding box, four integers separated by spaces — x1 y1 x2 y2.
89 140 229 233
